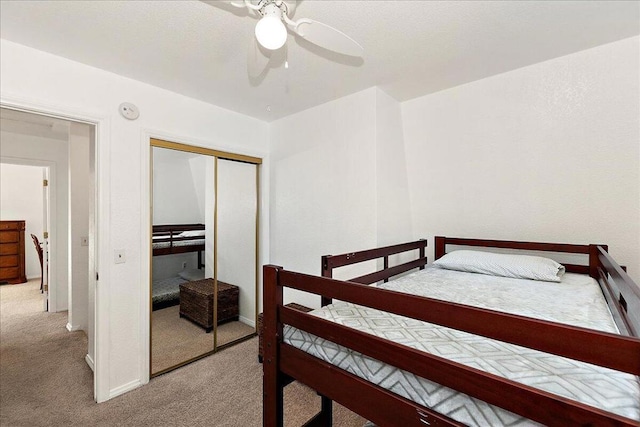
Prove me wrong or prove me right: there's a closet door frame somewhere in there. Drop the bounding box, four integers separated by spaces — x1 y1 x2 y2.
149 138 261 377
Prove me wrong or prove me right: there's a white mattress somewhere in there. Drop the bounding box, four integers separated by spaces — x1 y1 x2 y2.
284 267 640 426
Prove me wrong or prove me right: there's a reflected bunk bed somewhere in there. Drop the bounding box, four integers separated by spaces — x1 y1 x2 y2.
152 223 206 261
262 237 640 427
152 223 206 310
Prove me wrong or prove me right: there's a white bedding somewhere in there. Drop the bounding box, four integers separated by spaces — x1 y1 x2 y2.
283 266 640 426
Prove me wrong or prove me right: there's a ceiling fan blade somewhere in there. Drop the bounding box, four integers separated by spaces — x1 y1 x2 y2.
248 35 272 78
291 18 363 57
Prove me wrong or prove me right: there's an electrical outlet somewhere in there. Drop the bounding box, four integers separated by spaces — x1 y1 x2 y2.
114 250 126 264
182 262 187 269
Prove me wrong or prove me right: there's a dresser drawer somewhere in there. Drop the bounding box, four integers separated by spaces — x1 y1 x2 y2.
0 267 19 280
0 243 18 256
0 231 18 243
0 222 17 231
0 221 25 283
0 255 18 268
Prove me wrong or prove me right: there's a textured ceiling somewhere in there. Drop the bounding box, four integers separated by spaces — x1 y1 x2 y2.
1 1 638 122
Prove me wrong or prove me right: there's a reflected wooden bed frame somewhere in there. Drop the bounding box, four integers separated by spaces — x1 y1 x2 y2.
152 223 205 268
262 237 640 427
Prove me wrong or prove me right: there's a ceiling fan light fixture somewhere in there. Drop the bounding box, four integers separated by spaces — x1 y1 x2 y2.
255 15 287 50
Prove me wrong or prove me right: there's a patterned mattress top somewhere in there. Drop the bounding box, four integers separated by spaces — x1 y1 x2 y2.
284 266 640 425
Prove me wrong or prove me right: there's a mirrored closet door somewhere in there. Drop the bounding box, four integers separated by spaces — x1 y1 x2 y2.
215 158 258 347
150 139 260 376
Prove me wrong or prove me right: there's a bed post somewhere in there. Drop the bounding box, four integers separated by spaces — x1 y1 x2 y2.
419 238 427 270
589 244 607 280
263 264 284 427
321 255 333 307
434 236 446 260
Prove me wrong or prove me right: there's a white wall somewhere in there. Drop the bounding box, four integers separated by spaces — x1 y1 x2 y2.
375 88 414 266
402 36 640 283
0 163 44 279
152 148 205 225
0 39 268 402
68 122 91 332
269 37 639 293
0 131 69 308
269 88 378 308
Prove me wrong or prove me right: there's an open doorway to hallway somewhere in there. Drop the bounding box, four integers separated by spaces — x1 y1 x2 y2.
0 163 47 306
0 107 97 398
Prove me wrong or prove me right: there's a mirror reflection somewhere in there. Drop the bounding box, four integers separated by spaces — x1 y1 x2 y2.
150 144 259 376
216 158 257 347
151 147 214 375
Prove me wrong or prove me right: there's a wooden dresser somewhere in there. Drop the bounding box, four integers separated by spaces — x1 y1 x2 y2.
0 220 27 284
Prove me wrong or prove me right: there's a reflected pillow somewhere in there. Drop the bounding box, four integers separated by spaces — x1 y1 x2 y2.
178 268 206 281
433 250 565 282
178 230 205 238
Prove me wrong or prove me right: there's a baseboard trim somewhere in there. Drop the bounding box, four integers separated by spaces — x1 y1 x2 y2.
85 354 95 371
109 379 142 400
239 316 255 328
66 322 82 332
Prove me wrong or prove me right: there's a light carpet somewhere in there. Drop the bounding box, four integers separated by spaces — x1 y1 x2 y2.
0 280 366 426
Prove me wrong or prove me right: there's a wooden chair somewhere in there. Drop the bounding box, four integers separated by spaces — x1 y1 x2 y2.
30 234 44 292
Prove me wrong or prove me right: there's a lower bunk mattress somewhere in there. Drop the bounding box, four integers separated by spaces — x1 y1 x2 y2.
152 276 188 310
283 267 640 426
152 269 209 310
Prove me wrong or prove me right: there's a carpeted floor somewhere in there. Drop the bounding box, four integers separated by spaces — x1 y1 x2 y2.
0 280 366 426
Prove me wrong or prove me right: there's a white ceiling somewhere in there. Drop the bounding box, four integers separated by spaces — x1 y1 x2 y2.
0 1 638 122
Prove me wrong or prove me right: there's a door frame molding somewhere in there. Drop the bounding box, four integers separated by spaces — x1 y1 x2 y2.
0 94 110 403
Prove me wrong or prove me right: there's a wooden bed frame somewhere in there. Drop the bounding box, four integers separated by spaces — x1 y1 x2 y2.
262 237 640 427
152 223 206 268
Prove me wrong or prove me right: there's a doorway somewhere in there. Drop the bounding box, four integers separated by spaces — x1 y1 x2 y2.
0 106 98 396
0 163 46 300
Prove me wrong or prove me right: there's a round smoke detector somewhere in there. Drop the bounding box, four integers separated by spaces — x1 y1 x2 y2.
119 102 140 120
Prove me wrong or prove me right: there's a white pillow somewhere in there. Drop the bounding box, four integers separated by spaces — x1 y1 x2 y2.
178 230 205 238
178 269 205 281
433 250 565 282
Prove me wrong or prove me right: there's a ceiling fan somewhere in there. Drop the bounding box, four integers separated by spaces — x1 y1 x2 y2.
208 0 363 76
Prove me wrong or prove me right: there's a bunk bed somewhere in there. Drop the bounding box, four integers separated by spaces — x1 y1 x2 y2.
262 237 640 427
152 223 206 310
152 223 206 260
